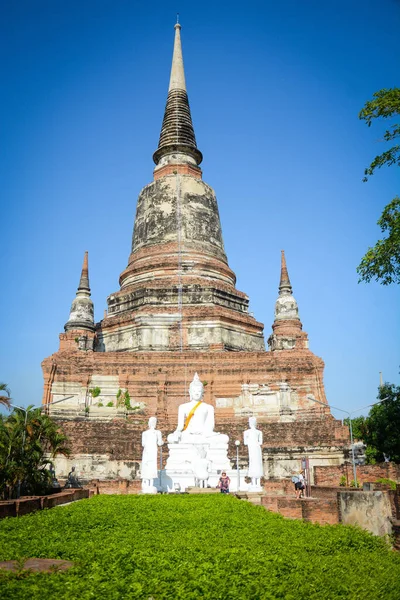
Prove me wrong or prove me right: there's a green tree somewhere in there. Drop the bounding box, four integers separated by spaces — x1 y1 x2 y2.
343 415 379 465
361 384 400 463
0 407 70 499
357 88 400 285
343 415 366 440
0 383 11 408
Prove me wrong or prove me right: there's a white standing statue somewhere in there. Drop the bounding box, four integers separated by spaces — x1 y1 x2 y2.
243 416 263 490
141 417 163 494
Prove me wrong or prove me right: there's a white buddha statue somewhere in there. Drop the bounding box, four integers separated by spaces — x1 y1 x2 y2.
141 416 163 493
244 416 263 490
168 373 228 444
165 373 231 487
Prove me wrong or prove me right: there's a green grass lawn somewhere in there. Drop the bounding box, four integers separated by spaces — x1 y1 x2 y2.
0 494 400 599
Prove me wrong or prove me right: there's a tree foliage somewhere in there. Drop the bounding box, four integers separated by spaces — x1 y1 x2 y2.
357 197 400 284
363 383 400 463
357 87 400 285
359 88 400 180
0 407 70 499
356 384 400 464
0 382 11 408
343 384 400 463
343 415 366 440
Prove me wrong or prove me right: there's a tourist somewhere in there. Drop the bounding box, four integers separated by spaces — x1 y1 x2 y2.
299 470 306 498
293 470 305 499
218 472 230 494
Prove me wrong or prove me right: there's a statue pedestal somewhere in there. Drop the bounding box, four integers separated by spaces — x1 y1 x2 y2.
141 483 158 494
157 468 247 493
159 440 249 492
248 483 263 492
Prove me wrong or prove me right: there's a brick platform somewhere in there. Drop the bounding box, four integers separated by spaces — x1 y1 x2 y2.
0 489 90 519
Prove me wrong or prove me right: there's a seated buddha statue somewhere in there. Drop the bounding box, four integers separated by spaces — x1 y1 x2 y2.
167 373 228 445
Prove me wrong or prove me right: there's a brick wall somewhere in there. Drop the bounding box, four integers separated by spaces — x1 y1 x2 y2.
55 418 348 464
86 479 142 495
263 479 290 495
393 520 400 551
260 495 339 524
301 498 339 525
43 349 334 420
313 463 400 487
0 489 90 519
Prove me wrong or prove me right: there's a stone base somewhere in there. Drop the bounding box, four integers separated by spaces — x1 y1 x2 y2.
159 468 247 493
140 485 158 495
248 484 263 493
186 487 220 494
165 441 231 473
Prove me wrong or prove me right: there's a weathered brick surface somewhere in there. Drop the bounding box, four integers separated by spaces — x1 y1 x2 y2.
0 490 90 519
86 479 141 495
154 163 202 180
43 349 341 421
301 498 339 525
261 495 303 520
314 464 400 487
0 502 17 518
261 495 279 512
395 484 400 520
277 497 304 520
54 418 348 464
393 520 400 551
310 485 356 500
263 479 292 495
261 494 340 524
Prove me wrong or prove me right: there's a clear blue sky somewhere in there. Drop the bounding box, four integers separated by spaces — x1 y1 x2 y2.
1 1 399 417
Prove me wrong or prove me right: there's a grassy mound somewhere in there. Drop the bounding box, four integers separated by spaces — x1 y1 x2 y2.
0 494 399 599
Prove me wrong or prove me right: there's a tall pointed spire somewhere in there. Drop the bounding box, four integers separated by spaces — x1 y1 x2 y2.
78 250 90 292
65 251 95 333
153 23 202 167
168 22 186 92
279 250 293 295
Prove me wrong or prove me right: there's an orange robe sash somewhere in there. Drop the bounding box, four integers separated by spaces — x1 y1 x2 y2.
183 401 202 431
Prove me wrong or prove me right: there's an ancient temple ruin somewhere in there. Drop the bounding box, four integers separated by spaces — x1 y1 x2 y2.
42 23 349 481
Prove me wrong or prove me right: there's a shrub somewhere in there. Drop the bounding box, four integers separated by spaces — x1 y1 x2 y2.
375 478 397 490
97 402 103 408
350 479 360 488
339 475 347 487
106 401 114 408
116 389 132 410
89 387 101 398
0 495 399 599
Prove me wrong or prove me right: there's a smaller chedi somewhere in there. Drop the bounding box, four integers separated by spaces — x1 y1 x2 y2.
141 417 163 494
165 373 231 491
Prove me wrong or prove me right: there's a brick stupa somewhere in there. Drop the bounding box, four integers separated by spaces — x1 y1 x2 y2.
42 24 349 480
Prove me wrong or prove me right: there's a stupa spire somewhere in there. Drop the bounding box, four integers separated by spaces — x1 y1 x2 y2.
78 250 90 292
279 250 293 295
153 22 202 167
169 23 186 92
274 251 299 320
64 251 95 333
